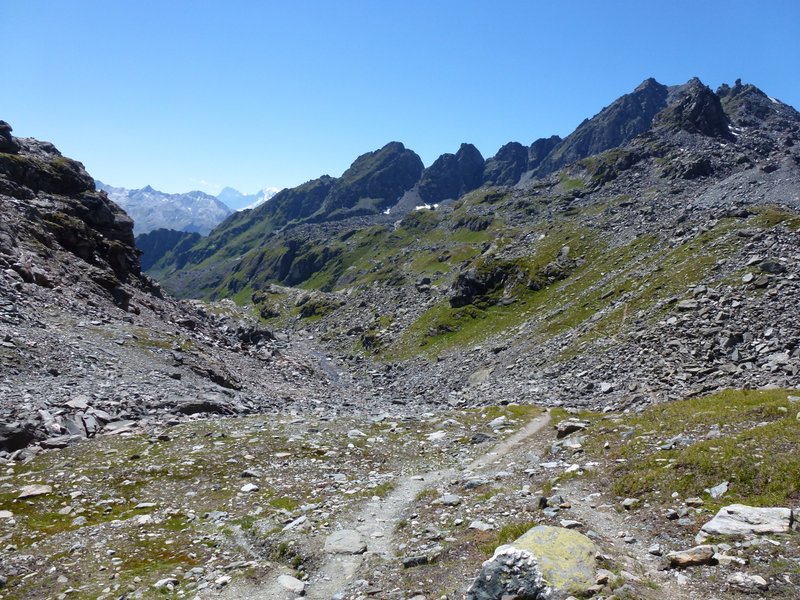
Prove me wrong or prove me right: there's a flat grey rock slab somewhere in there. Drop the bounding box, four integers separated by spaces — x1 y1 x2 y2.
700 504 792 538
324 529 367 554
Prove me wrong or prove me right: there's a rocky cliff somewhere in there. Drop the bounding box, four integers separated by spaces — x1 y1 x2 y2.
0 122 141 309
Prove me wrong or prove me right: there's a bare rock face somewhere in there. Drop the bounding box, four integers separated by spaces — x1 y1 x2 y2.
484 141 529 186
321 141 424 217
0 121 142 308
419 143 485 203
535 77 669 176
655 77 732 139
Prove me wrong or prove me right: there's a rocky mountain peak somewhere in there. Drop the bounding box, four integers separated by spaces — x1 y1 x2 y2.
634 76 662 93
717 79 800 130
534 77 669 175
656 78 732 138
96 181 232 235
320 141 424 217
527 135 562 172
483 141 529 186
418 142 485 203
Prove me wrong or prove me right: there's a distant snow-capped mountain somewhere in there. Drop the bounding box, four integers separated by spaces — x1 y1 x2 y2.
217 186 280 211
96 181 232 235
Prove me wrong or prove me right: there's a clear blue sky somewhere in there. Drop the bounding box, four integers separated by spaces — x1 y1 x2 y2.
2 1 799 195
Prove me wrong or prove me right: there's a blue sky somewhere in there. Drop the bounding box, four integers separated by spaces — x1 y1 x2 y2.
2 1 799 195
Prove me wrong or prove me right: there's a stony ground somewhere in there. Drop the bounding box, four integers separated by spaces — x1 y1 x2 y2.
2 389 798 599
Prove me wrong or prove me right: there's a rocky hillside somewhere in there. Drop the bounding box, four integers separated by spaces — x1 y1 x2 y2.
0 120 407 456
96 181 232 235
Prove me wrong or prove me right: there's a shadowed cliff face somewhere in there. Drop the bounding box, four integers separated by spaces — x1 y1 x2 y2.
418 142 485 202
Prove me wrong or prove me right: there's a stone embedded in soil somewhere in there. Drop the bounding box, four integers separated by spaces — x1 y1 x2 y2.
728 572 769 592
469 520 494 531
706 481 729 499
699 504 793 539
402 555 429 568
324 529 367 554
278 574 305 594
17 484 52 498
153 577 179 589
432 493 461 506
621 497 639 510
667 545 717 568
556 420 589 439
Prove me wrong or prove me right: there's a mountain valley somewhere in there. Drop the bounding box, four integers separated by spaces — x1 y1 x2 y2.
1 77 799 600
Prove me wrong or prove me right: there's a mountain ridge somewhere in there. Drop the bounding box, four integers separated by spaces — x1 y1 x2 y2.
96 180 232 235
151 76 800 301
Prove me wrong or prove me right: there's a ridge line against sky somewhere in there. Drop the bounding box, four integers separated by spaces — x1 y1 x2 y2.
2 0 799 195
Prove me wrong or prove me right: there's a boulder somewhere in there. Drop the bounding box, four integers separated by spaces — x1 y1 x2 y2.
728 572 769 592
432 493 462 507
699 504 793 539
277 574 305 595
18 484 52 498
466 526 598 600
0 422 37 451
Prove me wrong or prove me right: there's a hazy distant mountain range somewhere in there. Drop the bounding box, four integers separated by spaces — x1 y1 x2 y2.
95 182 280 235
96 181 233 235
217 186 280 211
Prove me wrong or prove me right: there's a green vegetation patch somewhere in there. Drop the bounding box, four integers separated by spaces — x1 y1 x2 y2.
577 389 800 510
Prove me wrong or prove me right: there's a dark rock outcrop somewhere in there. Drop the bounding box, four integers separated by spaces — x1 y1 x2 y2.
0 121 20 153
320 142 424 218
419 143 485 202
527 135 562 172
483 142 529 186
718 78 800 131
655 77 732 139
0 122 141 305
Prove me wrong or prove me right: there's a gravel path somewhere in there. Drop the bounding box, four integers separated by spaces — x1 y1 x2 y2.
305 411 552 599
